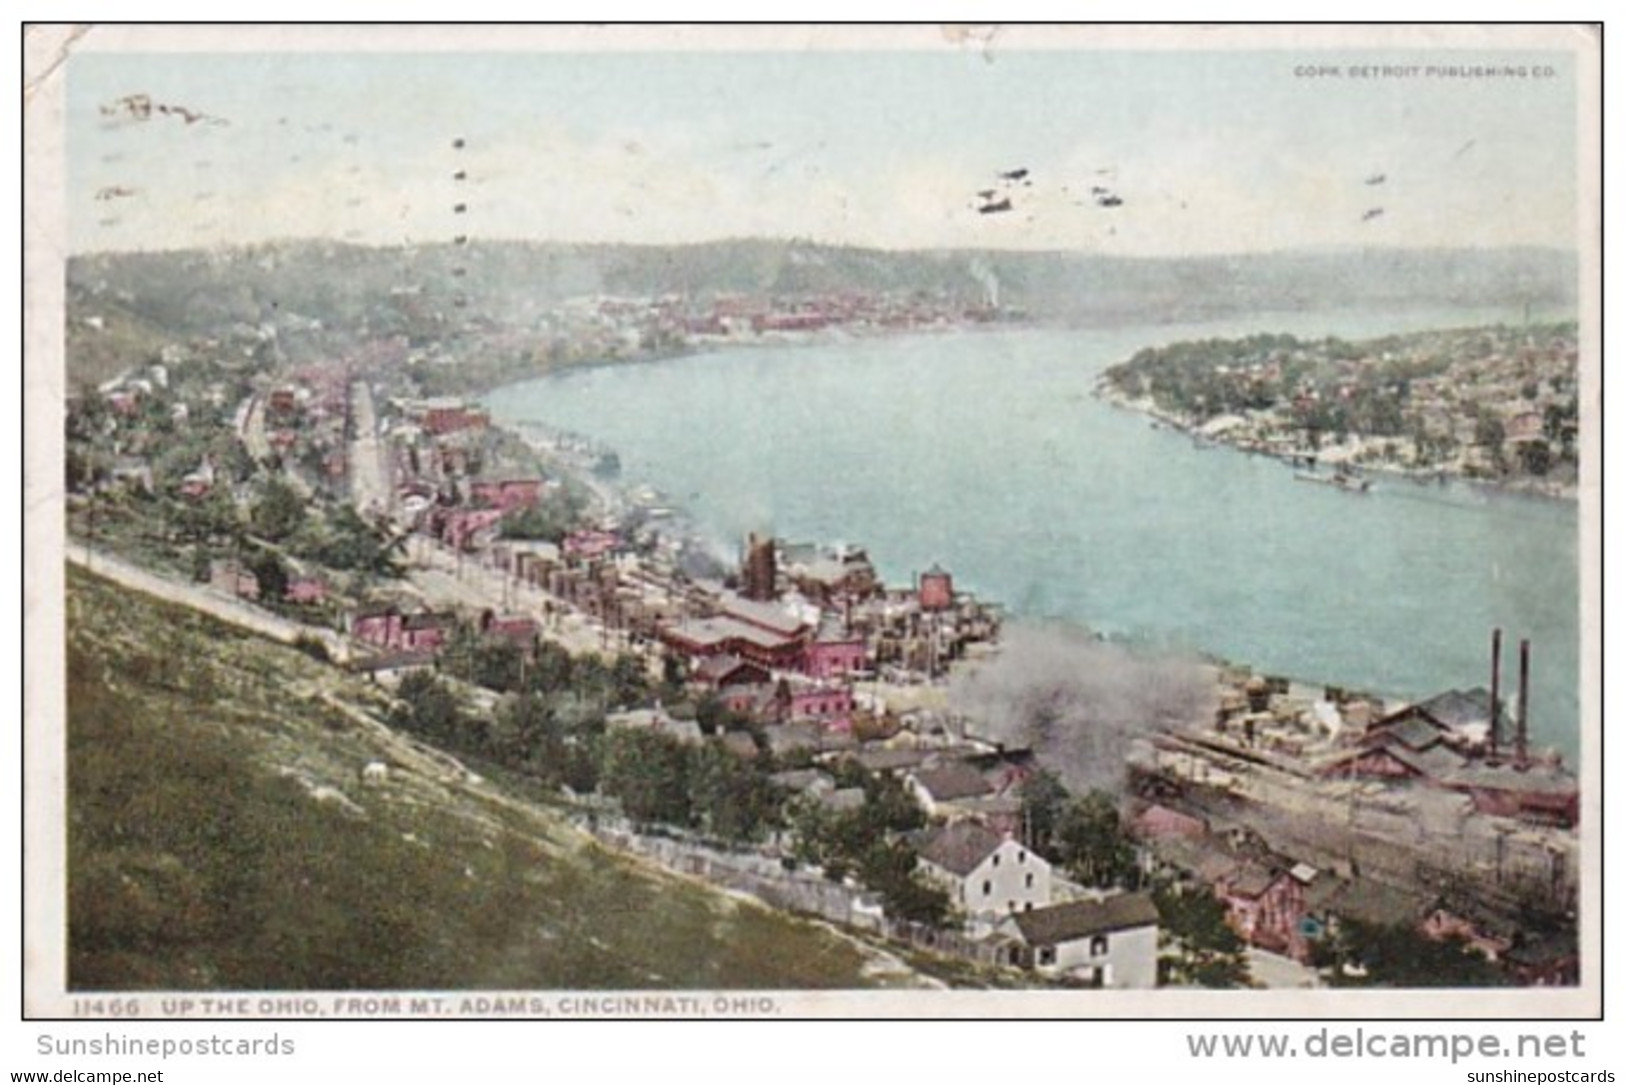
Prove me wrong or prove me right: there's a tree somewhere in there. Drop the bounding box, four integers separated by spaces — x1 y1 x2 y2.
859 839 951 927
1517 439 1552 477
499 490 586 544
1474 412 1508 472
860 771 926 835
1055 790 1139 889
472 640 525 693
1017 768 1070 860
389 672 464 748
250 478 305 542
688 743 782 843
525 641 575 695
247 550 288 603
174 487 239 545
787 801 840 875
1317 919 1506 988
491 693 566 777
661 652 686 695
316 506 400 576
1154 884 1252 988
598 729 692 826
694 692 754 737
608 654 651 708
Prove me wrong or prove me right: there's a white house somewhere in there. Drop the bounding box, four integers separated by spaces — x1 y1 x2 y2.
916 821 1051 922
1000 892 1161 989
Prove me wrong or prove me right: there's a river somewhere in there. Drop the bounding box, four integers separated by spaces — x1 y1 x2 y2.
485 306 1583 761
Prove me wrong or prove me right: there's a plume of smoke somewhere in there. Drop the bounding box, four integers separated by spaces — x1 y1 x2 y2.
949 622 1214 794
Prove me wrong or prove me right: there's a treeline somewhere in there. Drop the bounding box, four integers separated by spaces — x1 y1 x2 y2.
385 656 956 925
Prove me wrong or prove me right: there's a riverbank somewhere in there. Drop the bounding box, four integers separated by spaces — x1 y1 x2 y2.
1093 383 1580 504
479 323 1579 760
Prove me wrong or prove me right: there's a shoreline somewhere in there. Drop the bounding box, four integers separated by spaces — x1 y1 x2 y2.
449 321 1579 759
470 315 1037 399
491 398 1567 761
1092 384 1580 505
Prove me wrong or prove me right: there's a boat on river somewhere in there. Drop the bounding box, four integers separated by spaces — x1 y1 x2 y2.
1294 468 1372 494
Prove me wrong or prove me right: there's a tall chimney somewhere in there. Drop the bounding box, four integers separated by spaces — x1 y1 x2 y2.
1488 627 1502 761
1516 638 1531 771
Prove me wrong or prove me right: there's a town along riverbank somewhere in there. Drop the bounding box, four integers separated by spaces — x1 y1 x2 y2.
1093 321 1581 503
484 315 1582 764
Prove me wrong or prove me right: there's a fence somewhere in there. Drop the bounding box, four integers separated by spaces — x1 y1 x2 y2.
575 812 1020 970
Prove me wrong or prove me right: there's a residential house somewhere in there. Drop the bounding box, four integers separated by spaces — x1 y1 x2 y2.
1000 892 1160 988
845 746 935 777
691 654 773 714
957 745 1037 796
761 721 856 759
1217 861 1310 960
210 559 260 600
1147 833 1313 961
916 820 1051 923
480 610 539 655
906 763 994 816
768 768 836 797
606 706 704 746
1130 803 1208 842
351 607 456 654
350 650 438 686
284 574 328 606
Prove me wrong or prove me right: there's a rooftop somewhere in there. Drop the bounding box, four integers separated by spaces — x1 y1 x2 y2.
1011 893 1160 946
1412 687 1511 733
917 821 1006 877
1367 716 1450 753
692 653 767 684
768 768 835 794
909 763 995 803
662 617 799 652
718 592 809 637
1311 877 1433 927
817 787 867 813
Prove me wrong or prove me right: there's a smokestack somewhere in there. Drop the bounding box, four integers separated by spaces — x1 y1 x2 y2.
1516 638 1531 771
1488 627 1502 761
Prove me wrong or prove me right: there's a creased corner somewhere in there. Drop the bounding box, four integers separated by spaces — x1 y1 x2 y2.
24 24 93 107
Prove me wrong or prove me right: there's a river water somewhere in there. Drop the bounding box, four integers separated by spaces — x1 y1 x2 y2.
486 307 1582 760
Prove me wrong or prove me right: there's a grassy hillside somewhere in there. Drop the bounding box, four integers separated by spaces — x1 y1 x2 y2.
64 565 917 990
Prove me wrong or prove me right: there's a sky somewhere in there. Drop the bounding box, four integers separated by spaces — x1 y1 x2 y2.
55 25 1588 256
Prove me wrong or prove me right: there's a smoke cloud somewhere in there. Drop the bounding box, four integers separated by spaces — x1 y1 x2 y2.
949 622 1214 794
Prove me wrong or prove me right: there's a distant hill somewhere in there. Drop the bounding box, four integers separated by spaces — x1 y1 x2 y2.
65 240 1577 346
64 565 910 991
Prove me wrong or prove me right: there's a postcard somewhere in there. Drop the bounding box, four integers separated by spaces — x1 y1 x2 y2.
22 23 1602 1025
